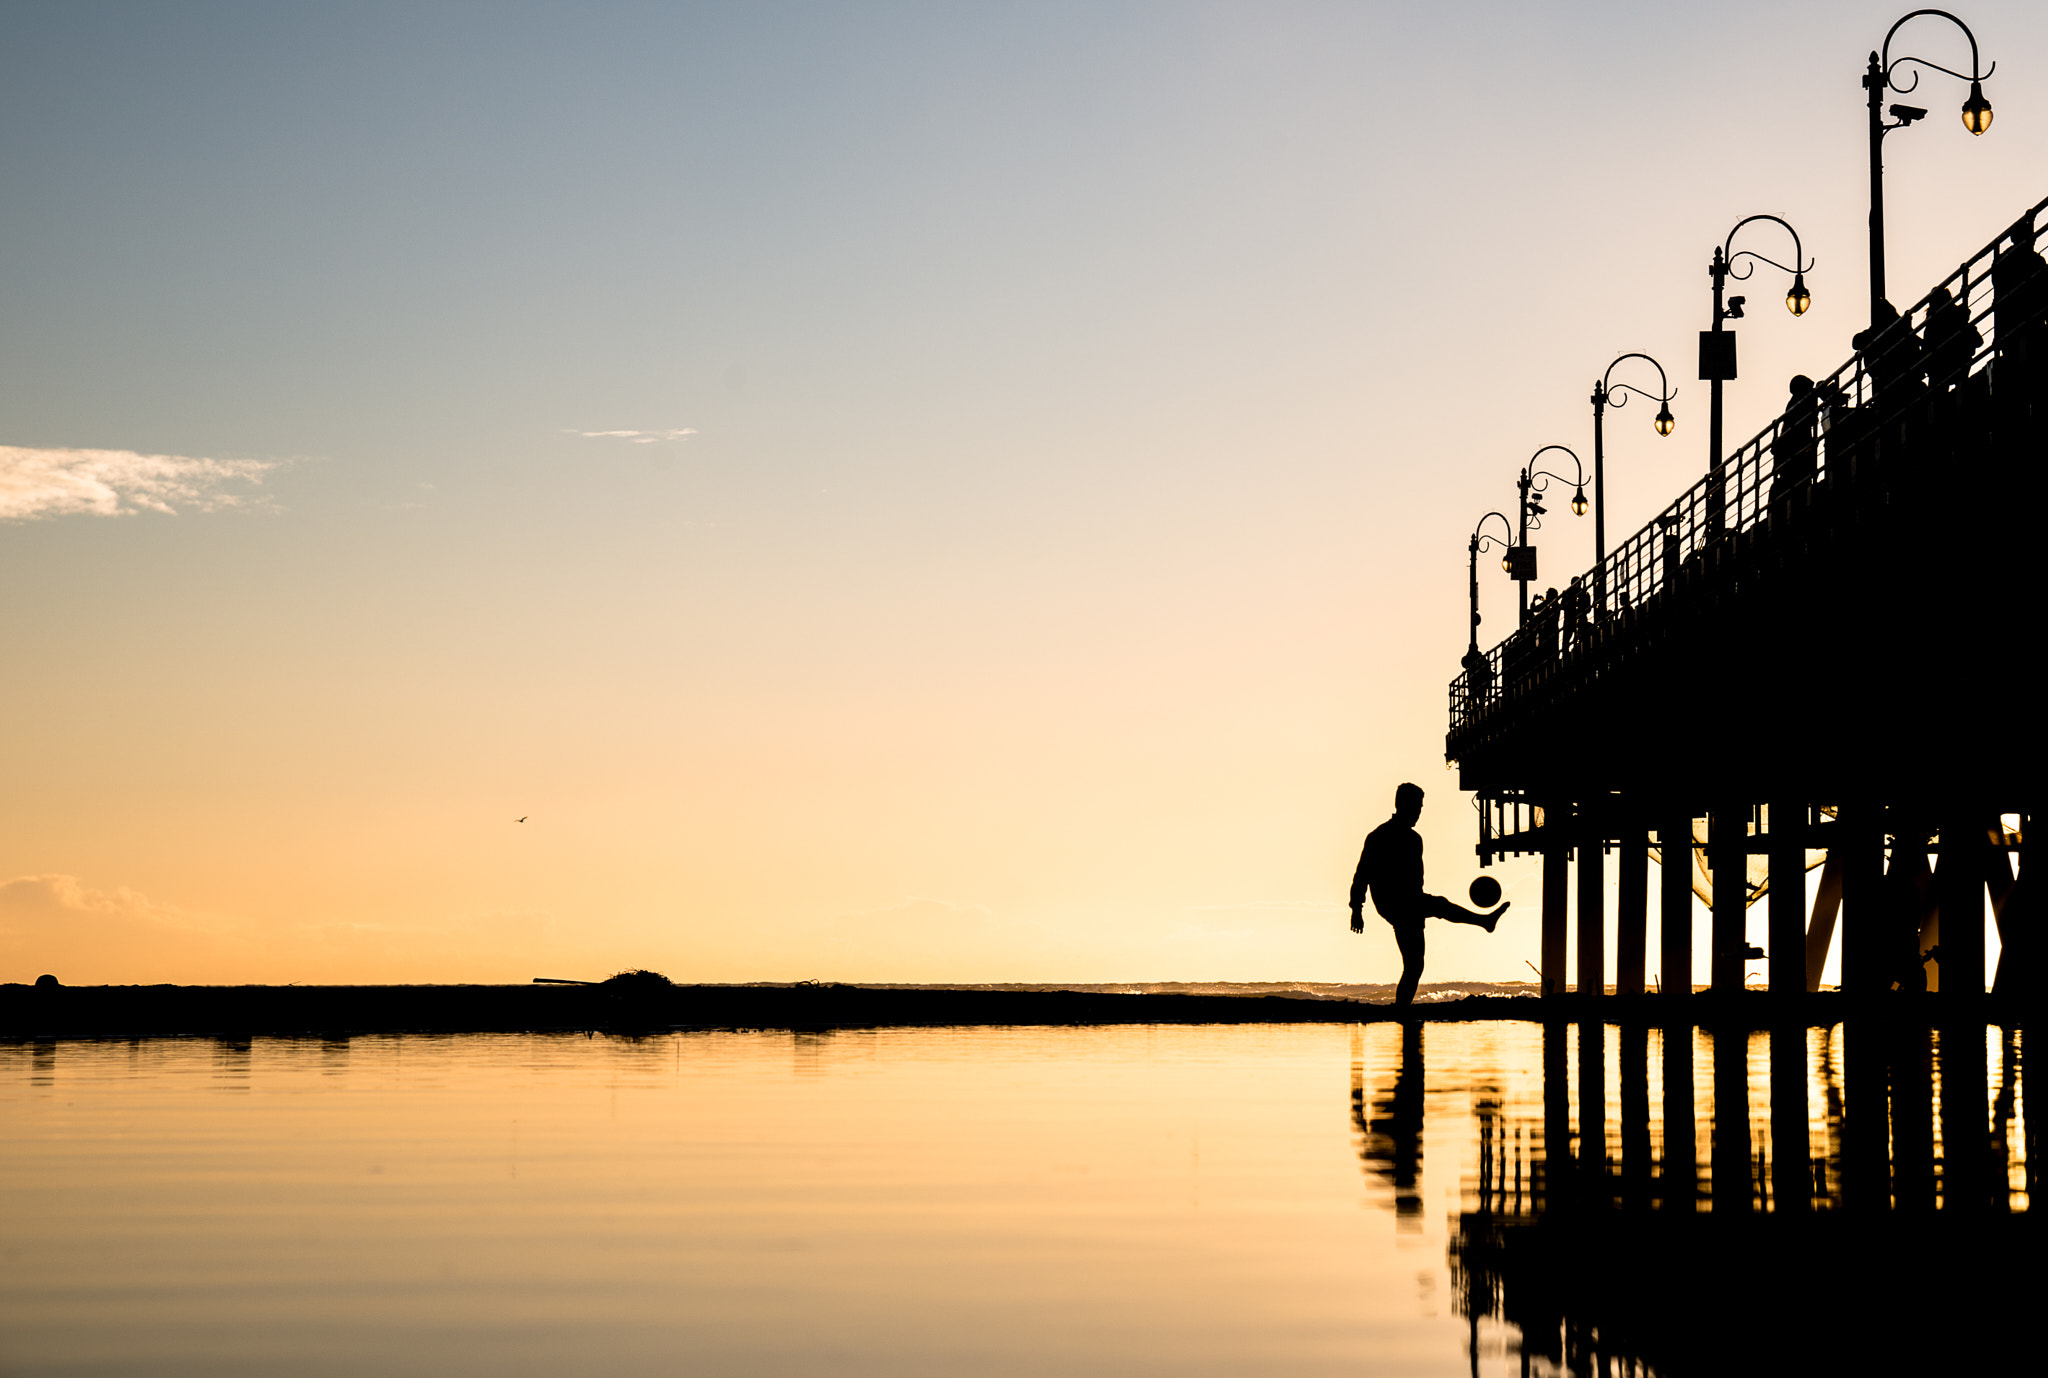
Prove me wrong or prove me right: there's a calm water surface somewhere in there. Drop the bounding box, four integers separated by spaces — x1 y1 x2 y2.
0 1022 2031 1376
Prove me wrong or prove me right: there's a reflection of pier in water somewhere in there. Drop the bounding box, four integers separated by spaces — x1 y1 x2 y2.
1352 1021 2033 1376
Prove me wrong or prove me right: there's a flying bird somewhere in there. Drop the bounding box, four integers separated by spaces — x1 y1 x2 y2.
517 816 528 823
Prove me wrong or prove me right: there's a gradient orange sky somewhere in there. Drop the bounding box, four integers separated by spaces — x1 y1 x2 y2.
2 1 2038 986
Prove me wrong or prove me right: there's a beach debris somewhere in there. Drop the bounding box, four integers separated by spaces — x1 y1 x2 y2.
602 969 674 993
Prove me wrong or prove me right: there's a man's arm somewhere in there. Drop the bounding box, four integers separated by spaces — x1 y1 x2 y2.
1348 838 1371 932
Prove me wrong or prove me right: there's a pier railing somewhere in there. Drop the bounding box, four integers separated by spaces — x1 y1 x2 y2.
1450 193 2048 740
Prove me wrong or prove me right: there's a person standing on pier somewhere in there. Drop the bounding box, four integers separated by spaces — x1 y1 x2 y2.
1922 285 1982 394
1349 783 1509 1009
1771 374 1819 500
1560 576 1590 653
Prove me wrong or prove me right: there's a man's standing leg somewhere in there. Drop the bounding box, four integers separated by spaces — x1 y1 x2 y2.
1392 919 1426 1009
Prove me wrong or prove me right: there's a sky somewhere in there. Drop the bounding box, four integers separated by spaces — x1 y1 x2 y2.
1 1 2040 987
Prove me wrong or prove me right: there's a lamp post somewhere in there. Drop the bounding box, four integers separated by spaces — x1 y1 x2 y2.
1513 445 1588 625
1703 216 1812 538
1590 353 1675 609
1467 511 1515 664
1866 11 1994 329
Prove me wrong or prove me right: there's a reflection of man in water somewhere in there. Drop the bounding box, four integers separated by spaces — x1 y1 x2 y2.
1349 783 1508 1009
1353 1021 1426 1223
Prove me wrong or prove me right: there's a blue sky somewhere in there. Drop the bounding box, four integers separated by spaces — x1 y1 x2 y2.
1 1 2039 984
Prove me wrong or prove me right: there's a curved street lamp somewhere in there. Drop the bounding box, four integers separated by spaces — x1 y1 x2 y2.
1703 215 1812 538
1866 11 1994 328
1465 510 1516 681
1513 444 1588 625
1590 353 1675 608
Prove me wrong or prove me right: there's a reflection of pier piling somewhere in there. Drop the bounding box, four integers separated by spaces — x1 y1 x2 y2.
1449 198 2045 1011
1431 1016 2032 1375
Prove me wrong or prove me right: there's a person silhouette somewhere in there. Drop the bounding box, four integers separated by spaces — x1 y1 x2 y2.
1993 211 2047 369
1854 299 1923 397
1535 587 1560 661
1992 212 2048 443
1560 575 1590 653
1349 782 1509 1009
1771 374 1818 498
1460 645 1494 711
1922 285 1982 395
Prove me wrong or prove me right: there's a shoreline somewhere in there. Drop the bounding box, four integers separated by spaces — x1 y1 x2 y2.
1 982 2025 1038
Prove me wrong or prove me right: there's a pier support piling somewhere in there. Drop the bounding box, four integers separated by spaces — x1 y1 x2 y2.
1936 812 1988 998
1577 818 1605 996
1542 802 1571 997
1660 808 1693 996
1616 822 1648 996
1839 801 1886 995
1709 802 1749 993
1769 798 1805 1000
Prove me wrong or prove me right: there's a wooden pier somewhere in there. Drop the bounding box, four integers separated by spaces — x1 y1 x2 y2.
1448 197 2046 1004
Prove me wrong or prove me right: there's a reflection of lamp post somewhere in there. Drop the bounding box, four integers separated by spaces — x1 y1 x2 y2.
1703 216 1812 537
1866 10 1994 328
1513 445 1588 625
1466 511 1515 667
1589 354 1675 609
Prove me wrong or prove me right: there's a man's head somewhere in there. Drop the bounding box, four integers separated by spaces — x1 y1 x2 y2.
1394 782 1424 824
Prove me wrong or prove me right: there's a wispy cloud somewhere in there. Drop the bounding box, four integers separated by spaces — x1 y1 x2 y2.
0 446 277 521
569 428 698 445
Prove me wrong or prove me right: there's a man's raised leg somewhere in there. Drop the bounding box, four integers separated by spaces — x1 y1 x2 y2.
1422 893 1510 932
